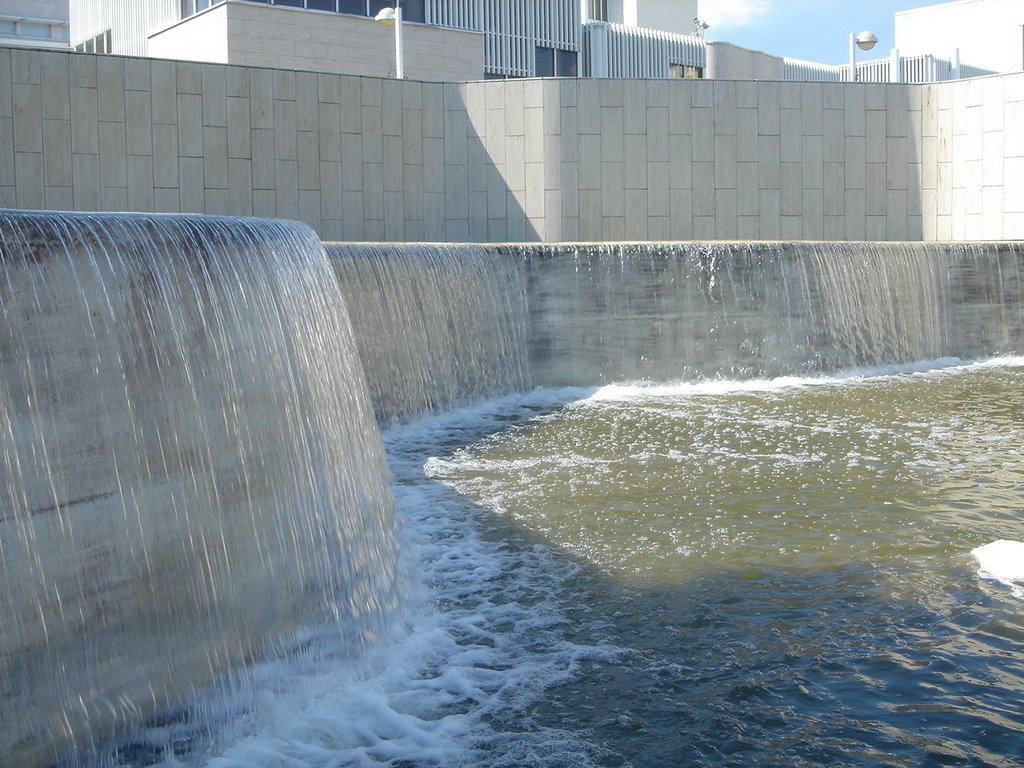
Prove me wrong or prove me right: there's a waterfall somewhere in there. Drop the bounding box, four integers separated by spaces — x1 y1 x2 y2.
3 218 1023 766
0 211 401 765
329 243 530 423
509 241 1024 385
327 241 1022 400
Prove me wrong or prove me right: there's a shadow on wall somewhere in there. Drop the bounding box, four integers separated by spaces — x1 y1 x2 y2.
2 46 1024 241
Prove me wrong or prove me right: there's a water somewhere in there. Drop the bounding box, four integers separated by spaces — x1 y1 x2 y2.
93 359 1024 767
329 243 530 423
0 211 400 764
6 225 1024 765
425 359 1024 767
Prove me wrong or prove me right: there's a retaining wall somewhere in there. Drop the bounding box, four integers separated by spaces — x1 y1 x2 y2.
1 46 1022 241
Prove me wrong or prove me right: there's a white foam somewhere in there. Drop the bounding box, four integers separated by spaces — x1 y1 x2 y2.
972 539 1024 596
585 356 1024 403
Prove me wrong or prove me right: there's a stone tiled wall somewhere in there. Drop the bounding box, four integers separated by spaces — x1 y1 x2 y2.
1 46 1021 242
921 72 1024 241
464 78 923 241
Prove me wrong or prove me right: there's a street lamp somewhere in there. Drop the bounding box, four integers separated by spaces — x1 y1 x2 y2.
848 30 878 81
375 5 404 80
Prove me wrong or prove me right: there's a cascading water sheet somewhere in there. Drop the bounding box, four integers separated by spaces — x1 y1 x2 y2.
515 241 1024 385
329 243 530 423
0 211 401 766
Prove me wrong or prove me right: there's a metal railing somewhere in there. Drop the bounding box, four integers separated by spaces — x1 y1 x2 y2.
583 21 705 78
784 52 990 84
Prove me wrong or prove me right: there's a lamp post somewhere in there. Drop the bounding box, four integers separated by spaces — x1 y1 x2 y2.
849 30 878 81
375 4 404 80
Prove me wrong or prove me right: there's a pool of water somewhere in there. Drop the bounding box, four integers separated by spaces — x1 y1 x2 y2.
421 358 1024 767
84 359 1024 767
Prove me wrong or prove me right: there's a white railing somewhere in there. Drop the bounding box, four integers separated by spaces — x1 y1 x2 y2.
427 0 484 31
584 21 705 78
784 53 987 84
475 0 578 77
959 63 997 79
783 57 842 82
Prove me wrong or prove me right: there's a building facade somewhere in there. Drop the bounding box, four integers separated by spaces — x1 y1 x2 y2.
895 0 1023 75
0 0 70 49
69 0 705 79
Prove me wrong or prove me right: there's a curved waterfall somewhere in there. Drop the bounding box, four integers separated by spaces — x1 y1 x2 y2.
0 212 400 766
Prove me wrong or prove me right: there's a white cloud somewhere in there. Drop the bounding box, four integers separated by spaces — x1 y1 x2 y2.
699 0 771 29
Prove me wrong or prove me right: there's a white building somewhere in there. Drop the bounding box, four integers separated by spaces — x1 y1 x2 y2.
582 0 700 37
895 0 1023 74
68 0 707 80
0 0 70 48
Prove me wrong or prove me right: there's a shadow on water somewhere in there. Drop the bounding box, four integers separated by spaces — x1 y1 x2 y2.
70 384 1024 768
401 389 1024 768
467 505 1024 768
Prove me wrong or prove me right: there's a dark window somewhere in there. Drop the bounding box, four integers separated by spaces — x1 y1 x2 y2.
337 0 366 13
306 0 337 9
556 49 577 77
274 0 305 6
401 0 425 23
535 46 555 77
368 1 393 16
669 63 703 79
77 28 112 53
589 0 608 21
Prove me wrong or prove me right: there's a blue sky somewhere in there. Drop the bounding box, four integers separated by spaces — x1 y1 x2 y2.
701 0 930 65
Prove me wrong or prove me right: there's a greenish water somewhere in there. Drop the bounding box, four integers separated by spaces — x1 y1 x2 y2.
426 361 1024 766
87 361 1024 767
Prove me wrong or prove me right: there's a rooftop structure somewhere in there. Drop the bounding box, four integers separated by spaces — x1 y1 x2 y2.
0 0 70 49
52 0 1010 84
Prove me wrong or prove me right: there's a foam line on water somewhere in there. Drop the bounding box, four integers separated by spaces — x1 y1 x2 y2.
583 356 1024 403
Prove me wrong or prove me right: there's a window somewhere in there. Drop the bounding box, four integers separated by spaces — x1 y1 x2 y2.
588 0 608 21
176 0 424 21
556 49 577 77
669 63 703 79
535 46 555 77
400 0 425 23
75 29 112 54
181 0 222 17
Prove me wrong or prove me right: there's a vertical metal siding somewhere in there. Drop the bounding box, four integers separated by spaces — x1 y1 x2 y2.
583 22 704 78
448 0 577 77
70 0 181 55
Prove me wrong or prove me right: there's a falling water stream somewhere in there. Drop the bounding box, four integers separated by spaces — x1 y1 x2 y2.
0 212 400 764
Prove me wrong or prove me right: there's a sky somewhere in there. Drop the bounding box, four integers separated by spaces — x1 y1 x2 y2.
700 0 931 65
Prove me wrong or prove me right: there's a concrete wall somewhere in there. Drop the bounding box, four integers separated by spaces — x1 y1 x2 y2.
921 72 1024 240
149 2 485 82
462 78 921 241
706 41 784 81
1 45 1022 242
4 0 68 21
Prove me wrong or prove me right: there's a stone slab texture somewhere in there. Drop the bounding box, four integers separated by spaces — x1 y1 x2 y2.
1 47 1022 242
